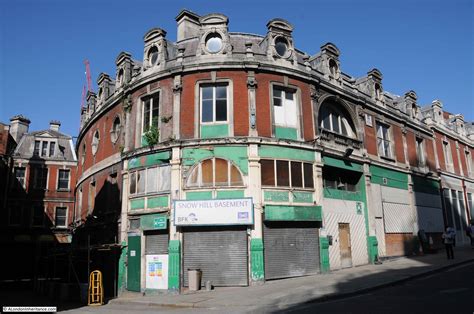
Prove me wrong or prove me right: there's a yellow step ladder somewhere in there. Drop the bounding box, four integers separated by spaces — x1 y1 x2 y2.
88 270 104 306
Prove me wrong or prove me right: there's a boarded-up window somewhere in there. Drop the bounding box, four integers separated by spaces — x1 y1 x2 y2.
273 86 297 128
186 158 244 188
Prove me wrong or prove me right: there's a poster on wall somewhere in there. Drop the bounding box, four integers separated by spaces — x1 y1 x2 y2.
145 254 168 289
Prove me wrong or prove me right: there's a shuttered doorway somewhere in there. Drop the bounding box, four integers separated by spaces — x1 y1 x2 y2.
264 222 320 280
183 226 248 287
145 230 169 255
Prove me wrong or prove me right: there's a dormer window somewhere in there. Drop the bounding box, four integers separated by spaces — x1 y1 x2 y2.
33 140 56 157
148 46 159 66
329 59 338 77
98 87 103 100
117 68 124 85
205 33 223 53
375 83 382 100
274 37 288 57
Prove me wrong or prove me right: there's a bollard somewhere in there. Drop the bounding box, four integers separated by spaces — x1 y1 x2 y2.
205 280 212 291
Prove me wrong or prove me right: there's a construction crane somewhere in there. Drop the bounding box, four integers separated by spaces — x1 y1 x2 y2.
80 59 93 109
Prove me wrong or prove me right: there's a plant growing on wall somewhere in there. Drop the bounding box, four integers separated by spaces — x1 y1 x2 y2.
143 117 160 146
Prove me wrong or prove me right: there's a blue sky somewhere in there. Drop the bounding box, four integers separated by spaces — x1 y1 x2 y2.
1 0 472 138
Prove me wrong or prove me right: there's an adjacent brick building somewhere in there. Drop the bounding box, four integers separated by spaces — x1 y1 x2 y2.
0 116 77 282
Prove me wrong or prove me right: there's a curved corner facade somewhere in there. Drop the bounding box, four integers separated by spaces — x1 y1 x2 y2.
74 10 474 294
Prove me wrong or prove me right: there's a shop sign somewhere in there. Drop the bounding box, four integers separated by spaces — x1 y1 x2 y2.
174 198 253 226
145 254 168 289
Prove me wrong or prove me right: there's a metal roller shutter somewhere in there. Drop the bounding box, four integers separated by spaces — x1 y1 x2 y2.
183 227 248 287
264 222 320 280
145 231 169 254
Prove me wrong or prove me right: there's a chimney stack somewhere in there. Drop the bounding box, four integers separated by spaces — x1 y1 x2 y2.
9 115 30 144
50 120 61 132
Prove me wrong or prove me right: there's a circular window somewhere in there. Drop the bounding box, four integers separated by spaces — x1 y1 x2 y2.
148 46 159 66
205 33 223 53
92 131 100 156
275 37 288 57
110 116 121 143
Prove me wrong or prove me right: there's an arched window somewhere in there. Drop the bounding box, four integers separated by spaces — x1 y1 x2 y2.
148 46 159 66
318 100 356 138
187 158 244 188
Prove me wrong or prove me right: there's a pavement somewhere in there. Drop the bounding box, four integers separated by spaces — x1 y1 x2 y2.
105 246 474 313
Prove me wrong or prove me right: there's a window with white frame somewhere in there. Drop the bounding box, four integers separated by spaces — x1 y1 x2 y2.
200 84 228 123
129 165 171 195
32 205 44 226
443 140 453 171
55 207 67 227
272 86 297 129
319 101 356 138
416 137 426 167
187 158 244 188
41 141 48 156
376 123 392 158
34 140 56 157
13 167 26 189
57 169 70 190
260 159 314 189
34 141 40 156
467 192 473 220
49 142 55 157
142 93 160 134
33 167 48 189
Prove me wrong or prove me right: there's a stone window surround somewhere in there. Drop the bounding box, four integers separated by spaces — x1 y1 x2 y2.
57 168 71 191
54 205 68 228
269 81 302 139
194 78 234 138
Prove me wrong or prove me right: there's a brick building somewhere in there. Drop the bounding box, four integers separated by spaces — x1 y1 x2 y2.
74 9 473 295
1 116 77 283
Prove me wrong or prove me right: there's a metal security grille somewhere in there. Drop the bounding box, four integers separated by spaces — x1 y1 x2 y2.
264 222 320 280
183 227 248 287
145 231 169 255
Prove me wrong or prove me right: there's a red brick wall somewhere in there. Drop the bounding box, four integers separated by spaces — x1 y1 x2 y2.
180 71 249 139
459 143 468 176
449 138 460 175
255 73 314 140
78 103 124 177
425 138 437 172
434 132 446 171
393 125 406 163
385 233 416 256
364 122 377 156
406 131 417 167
